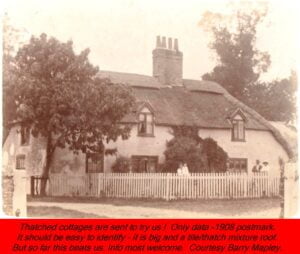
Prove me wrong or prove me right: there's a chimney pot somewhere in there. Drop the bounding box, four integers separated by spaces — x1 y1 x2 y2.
174 38 179 51
168 38 172 50
162 36 166 48
156 35 161 48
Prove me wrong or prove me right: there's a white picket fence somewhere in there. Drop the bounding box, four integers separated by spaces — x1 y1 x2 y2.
48 172 280 200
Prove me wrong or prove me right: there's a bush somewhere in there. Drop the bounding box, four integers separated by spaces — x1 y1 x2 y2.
201 138 228 172
111 156 131 173
163 136 203 173
163 135 228 173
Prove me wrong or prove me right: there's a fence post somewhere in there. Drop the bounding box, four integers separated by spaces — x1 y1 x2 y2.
243 173 247 198
30 176 35 197
166 173 170 201
284 162 298 218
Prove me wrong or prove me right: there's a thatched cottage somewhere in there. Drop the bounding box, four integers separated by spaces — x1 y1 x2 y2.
3 36 293 179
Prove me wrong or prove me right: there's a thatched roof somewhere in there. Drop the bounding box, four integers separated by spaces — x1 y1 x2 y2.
98 70 294 159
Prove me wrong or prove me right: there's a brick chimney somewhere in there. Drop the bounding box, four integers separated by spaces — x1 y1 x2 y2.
152 36 183 86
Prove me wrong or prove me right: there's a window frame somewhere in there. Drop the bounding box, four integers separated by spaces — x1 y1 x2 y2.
16 154 26 170
228 158 248 172
20 126 30 146
131 155 158 173
137 110 155 137
231 118 246 142
85 152 104 173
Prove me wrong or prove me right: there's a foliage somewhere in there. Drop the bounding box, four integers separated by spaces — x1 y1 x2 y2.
13 34 135 194
171 125 202 142
163 136 203 173
199 4 296 122
112 156 131 173
163 127 228 173
201 138 228 172
245 72 297 122
200 3 270 101
2 15 25 141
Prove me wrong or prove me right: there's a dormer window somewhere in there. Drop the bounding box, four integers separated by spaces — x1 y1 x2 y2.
138 105 154 137
231 109 246 142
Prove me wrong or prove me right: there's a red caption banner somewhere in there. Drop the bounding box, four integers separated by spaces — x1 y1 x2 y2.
0 219 299 253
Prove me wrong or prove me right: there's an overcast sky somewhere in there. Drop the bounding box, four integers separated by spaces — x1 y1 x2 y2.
3 0 299 81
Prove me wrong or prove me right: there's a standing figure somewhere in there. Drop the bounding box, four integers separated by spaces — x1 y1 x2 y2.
252 160 262 173
182 163 190 176
261 162 270 173
177 162 183 176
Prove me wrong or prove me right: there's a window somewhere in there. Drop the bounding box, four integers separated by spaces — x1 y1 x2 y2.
138 107 154 136
231 114 245 141
131 156 158 173
20 126 30 146
228 158 247 172
86 153 104 173
16 154 26 169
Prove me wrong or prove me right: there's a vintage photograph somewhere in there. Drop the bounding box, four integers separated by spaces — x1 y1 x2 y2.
1 0 298 218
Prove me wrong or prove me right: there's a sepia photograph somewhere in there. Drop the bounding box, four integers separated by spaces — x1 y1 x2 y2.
1 0 298 219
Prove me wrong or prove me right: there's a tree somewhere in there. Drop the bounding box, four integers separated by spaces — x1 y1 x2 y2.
245 71 297 122
2 15 25 142
200 3 270 101
200 4 296 122
13 34 135 195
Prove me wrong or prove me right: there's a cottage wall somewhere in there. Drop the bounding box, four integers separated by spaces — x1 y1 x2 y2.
2 126 46 176
199 128 289 174
49 125 173 175
105 125 173 170
3 125 289 177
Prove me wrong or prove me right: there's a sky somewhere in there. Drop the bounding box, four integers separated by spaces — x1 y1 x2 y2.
3 0 299 81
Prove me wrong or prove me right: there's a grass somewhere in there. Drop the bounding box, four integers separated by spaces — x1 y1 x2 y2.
27 206 104 218
28 196 280 217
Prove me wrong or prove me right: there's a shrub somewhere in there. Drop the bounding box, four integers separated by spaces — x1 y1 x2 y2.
163 136 203 173
111 156 131 173
163 134 228 173
201 138 228 172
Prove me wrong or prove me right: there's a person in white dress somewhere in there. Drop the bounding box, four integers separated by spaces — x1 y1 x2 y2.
182 163 190 176
261 161 270 173
177 162 183 176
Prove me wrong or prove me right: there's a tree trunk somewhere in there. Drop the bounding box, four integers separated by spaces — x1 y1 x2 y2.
40 134 54 196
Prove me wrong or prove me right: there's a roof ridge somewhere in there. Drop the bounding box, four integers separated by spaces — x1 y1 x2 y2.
99 70 153 78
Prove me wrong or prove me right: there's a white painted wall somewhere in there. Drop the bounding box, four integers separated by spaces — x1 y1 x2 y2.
199 128 289 175
105 125 174 171
3 125 289 177
48 125 173 175
2 126 46 177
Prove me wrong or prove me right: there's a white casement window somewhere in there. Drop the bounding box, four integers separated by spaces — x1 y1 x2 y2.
16 154 26 169
231 113 245 142
138 107 154 136
228 158 248 172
